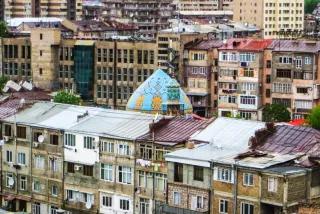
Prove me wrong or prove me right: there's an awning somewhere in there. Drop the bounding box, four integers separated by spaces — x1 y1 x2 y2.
187 92 209 96
75 40 95 46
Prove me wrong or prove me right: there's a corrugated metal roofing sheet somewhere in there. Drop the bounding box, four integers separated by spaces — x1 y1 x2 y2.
268 40 320 53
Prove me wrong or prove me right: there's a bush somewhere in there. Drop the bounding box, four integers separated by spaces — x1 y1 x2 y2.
305 0 319 14
262 104 291 122
0 21 7 37
53 91 81 105
308 105 320 129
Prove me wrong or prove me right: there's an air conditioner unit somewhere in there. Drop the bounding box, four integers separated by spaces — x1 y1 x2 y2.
33 142 39 148
74 165 82 171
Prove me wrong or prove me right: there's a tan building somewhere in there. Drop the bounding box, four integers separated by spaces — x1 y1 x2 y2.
3 0 83 20
233 0 304 38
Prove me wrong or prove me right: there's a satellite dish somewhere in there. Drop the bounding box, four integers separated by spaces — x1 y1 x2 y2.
20 98 25 106
38 135 44 143
8 177 14 186
85 202 92 209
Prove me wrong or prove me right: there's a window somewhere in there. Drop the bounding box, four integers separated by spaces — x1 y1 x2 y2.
118 144 130 156
50 134 59 145
297 87 308 94
101 163 113 181
6 173 13 187
240 53 255 62
6 150 13 163
266 75 271 83
120 199 130 211
52 185 58 196
272 83 292 94
33 180 41 192
217 167 232 183
49 157 59 172
191 196 204 209
67 162 75 173
194 166 204 181
17 126 26 139
174 163 183 182
118 166 132 184
34 155 45 169
305 57 312 65
83 165 93 176
66 189 74 200
84 136 95 149
243 173 254 186
140 144 152 160
140 198 150 214
266 89 271 98
40 34 43 40
4 124 12 136
241 203 254 214
155 173 167 191
272 98 291 108
243 68 254 77
240 96 256 105
20 176 27 190
102 195 112 207
279 56 292 64
50 206 58 214
64 133 75 146
296 57 302 68
276 69 291 78
192 53 205 60
101 141 114 153
268 177 278 192
32 203 41 214
266 60 271 68
18 152 26 165
219 199 228 214
173 192 181 205
219 95 237 104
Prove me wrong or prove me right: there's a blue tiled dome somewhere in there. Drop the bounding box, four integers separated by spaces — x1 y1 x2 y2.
126 69 192 114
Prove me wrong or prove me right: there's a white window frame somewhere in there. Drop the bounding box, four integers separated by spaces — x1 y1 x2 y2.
6 150 13 163
219 199 228 214
173 192 181 205
296 57 302 68
17 152 26 165
267 177 278 192
102 195 112 207
6 173 13 188
120 199 130 211
217 167 233 183
196 196 204 209
118 143 130 156
33 179 41 192
305 56 312 65
243 173 254 186
84 136 95 149
101 163 113 181
118 166 132 184
34 155 45 169
20 176 27 190
100 140 114 153
241 202 254 214
64 133 75 147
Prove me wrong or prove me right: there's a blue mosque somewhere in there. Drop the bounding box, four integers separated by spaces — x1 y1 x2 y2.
126 69 192 115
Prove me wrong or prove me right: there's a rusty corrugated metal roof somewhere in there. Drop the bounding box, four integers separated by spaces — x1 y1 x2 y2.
137 117 209 145
185 39 224 50
268 40 320 53
219 38 273 52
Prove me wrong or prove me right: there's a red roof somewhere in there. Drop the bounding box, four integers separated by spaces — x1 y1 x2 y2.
219 38 273 52
185 39 224 50
288 119 305 126
137 117 209 145
256 125 320 156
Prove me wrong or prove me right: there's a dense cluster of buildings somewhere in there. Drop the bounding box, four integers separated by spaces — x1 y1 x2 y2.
0 69 319 214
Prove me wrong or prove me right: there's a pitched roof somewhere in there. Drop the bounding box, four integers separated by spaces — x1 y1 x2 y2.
219 38 273 51
137 117 209 145
268 40 320 53
185 39 224 50
256 125 320 155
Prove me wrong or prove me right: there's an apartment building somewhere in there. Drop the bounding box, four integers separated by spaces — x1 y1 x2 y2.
0 101 155 213
175 0 233 13
233 0 304 38
164 118 265 214
268 40 320 119
3 0 83 20
218 39 272 120
183 39 223 117
135 118 208 213
102 0 175 38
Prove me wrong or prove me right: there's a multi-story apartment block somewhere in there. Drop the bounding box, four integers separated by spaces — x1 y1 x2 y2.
135 117 208 213
0 101 156 213
164 118 265 214
175 0 233 13
183 39 223 117
3 0 83 20
102 0 175 38
233 0 304 38
267 40 320 119
218 39 272 120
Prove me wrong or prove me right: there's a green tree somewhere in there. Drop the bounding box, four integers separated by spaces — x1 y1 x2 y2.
0 76 8 92
53 91 81 105
308 105 320 129
0 21 7 37
262 104 291 122
305 0 320 14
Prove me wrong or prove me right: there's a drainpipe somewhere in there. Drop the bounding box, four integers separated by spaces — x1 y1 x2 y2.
283 175 288 214
209 161 214 214
133 139 136 214
152 123 155 214
232 161 238 214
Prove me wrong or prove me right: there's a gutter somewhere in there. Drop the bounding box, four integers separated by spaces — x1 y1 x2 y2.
232 161 238 214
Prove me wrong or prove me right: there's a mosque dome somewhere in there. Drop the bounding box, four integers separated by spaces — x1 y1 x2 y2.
126 69 192 115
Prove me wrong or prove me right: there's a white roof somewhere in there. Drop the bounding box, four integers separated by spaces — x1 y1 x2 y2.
178 10 233 16
165 118 265 167
7 17 63 27
3 102 155 140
